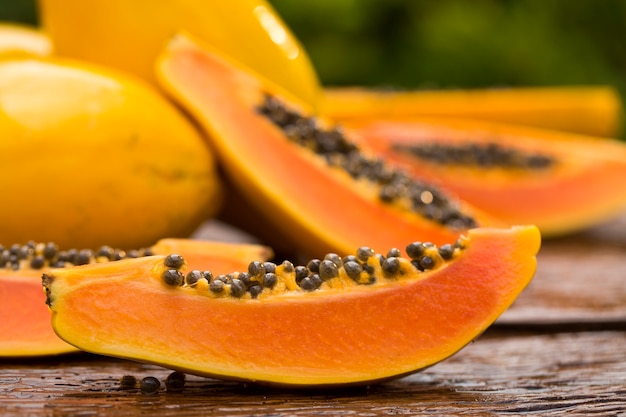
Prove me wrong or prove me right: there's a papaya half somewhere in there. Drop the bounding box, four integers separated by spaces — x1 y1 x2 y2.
43 225 540 386
1 238 272 357
37 0 321 106
0 57 221 249
342 118 626 237
156 33 499 258
0 22 52 58
322 86 624 138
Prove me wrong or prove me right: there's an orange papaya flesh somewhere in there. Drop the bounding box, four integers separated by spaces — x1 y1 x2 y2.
343 117 626 237
322 86 624 138
0 238 272 357
156 34 499 258
43 225 540 387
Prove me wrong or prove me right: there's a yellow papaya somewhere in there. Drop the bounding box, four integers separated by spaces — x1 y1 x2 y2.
0 57 221 249
37 0 321 106
0 22 52 58
322 86 624 138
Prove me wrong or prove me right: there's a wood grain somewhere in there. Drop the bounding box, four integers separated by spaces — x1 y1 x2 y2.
1 331 624 416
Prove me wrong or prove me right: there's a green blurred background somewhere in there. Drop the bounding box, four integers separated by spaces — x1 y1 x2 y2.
2 0 626 116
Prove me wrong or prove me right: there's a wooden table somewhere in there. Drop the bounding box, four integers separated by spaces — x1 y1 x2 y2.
2 215 625 416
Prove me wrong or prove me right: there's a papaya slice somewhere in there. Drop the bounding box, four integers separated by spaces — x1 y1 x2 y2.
43 225 540 386
156 33 498 258
342 118 626 237
322 86 623 138
1 238 272 357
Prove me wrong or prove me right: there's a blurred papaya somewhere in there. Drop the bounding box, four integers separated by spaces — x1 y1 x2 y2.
37 0 321 106
322 86 623 138
0 22 51 57
0 57 221 249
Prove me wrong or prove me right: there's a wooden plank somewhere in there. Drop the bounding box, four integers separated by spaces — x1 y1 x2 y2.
499 212 626 325
1 331 624 416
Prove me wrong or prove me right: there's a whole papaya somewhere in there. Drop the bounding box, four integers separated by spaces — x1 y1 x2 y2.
38 0 321 106
0 57 221 249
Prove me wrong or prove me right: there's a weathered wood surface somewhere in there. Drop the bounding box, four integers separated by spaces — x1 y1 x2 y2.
499 213 626 325
1 331 624 416
1 212 625 416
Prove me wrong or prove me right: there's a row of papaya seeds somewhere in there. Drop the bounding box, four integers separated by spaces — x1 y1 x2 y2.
1 0 625 387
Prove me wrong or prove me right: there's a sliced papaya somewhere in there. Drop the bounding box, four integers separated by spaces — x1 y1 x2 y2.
0 57 221 249
1 238 272 357
342 117 626 237
156 33 499 258
38 0 321 106
43 225 540 386
322 86 624 138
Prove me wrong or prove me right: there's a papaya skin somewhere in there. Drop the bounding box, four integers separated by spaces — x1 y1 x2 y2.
43 225 540 386
0 57 221 249
156 33 499 258
37 0 321 107
322 86 624 138
343 117 626 237
0 238 272 357
0 22 52 58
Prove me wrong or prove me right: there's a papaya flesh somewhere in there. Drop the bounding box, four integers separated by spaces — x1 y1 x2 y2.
0 238 272 357
43 225 540 387
343 117 626 237
322 86 623 138
156 33 499 258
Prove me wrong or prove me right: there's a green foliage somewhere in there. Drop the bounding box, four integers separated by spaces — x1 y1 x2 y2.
1 0 624 131
270 0 626 98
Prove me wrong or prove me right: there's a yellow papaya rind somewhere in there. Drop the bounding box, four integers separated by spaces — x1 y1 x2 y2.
44 225 540 386
0 57 221 249
38 0 321 107
322 86 624 138
0 22 52 58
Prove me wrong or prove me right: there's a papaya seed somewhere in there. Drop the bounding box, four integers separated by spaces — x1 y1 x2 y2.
438 244 455 260
119 375 138 390
319 260 339 281
248 284 263 299
209 279 225 294
139 376 160 395
185 270 203 287
343 260 363 280
165 371 186 392
263 272 277 289
164 254 185 269
162 269 185 287
248 260 264 278
294 265 308 284
356 247 374 262
29 255 46 270
382 257 401 275
306 259 321 273
229 279 246 298
263 262 276 274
